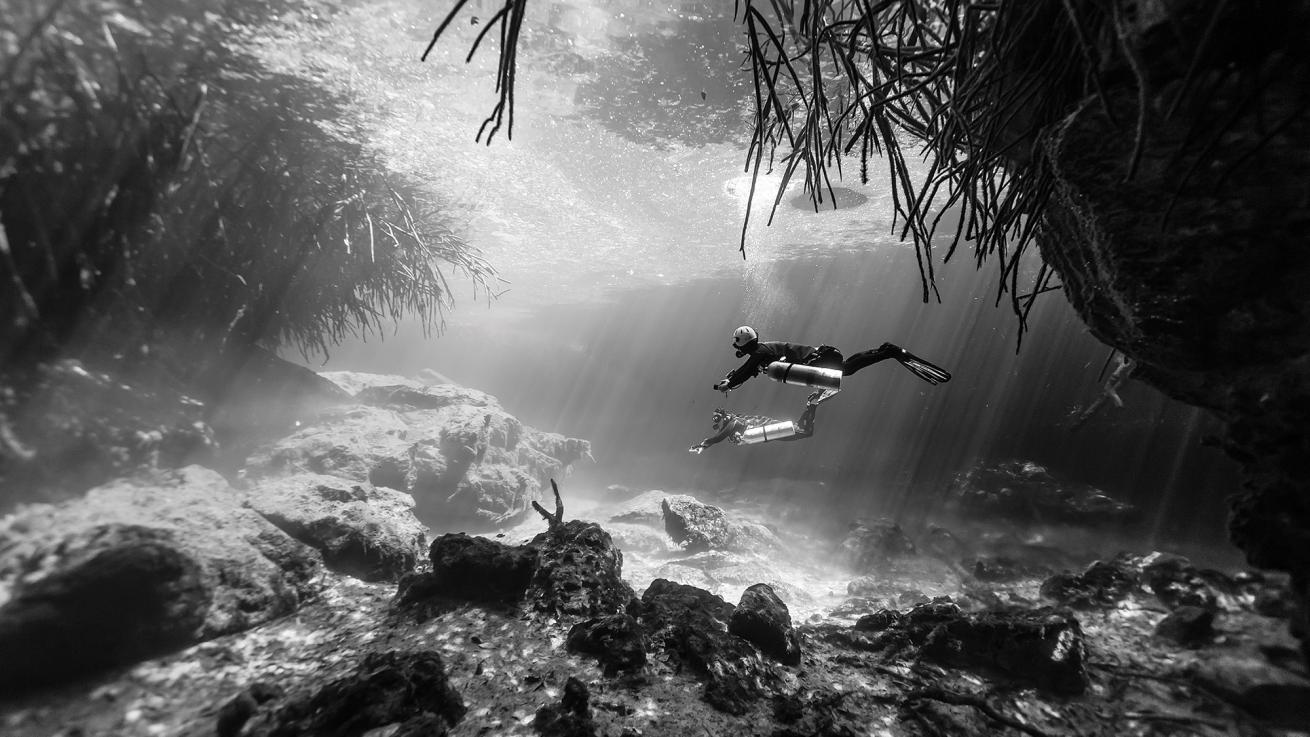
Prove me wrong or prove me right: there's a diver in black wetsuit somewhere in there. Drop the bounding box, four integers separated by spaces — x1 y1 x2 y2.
712 325 952 403
688 403 820 454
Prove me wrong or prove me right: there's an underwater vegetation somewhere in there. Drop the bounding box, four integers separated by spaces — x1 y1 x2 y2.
0 0 1308 735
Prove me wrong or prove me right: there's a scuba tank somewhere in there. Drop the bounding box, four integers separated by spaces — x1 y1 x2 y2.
765 361 842 391
738 420 801 445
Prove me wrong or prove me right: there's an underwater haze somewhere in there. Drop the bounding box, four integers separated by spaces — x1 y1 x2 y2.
298 0 1239 552
11 2 1303 735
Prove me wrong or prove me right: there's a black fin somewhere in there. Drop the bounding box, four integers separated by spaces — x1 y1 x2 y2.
897 353 952 385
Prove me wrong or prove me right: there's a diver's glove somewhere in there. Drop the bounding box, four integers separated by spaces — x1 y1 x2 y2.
713 379 732 392
688 444 705 455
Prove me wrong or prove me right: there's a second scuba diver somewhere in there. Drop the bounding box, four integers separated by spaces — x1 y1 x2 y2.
688 403 820 454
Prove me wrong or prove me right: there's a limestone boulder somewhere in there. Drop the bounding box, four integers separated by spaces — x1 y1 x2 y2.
840 518 917 570
729 583 801 666
244 473 426 582
247 378 590 528
950 459 1136 527
244 405 412 485
661 495 783 554
0 466 321 690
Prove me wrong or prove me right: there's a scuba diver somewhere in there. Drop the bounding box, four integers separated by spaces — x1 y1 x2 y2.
688 403 820 454
713 325 952 405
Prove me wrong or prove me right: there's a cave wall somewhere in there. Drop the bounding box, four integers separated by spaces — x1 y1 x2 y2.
1031 0 1310 648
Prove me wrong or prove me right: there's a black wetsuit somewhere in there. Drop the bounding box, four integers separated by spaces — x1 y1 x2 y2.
722 340 900 390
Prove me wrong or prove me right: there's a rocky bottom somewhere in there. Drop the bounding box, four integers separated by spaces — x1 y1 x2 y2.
1 487 1307 737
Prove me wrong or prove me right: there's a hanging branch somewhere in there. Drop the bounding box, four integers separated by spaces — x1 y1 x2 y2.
421 0 528 144
422 1 1304 348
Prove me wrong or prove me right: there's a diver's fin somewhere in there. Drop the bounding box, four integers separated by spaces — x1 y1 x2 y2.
896 351 952 385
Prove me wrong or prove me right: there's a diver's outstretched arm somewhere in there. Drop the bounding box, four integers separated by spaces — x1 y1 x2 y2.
689 419 742 453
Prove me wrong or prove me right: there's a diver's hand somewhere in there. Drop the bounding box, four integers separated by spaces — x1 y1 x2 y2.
713 379 731 393
688 444 705 455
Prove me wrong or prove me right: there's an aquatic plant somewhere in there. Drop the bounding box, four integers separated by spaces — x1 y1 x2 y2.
0 0 493 369
424 0 1305 344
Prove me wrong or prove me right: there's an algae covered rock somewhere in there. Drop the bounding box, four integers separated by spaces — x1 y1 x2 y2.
0 466 321 690
528 519 635 618
566 613 647 675
639 578 781 715
730 583 802 666
240 650 466 737
244 473 426 581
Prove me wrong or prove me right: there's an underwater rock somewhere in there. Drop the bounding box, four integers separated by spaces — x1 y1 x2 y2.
769 690 860 737
0 524 208 691
968 555 1052 583
0 359 216 507
919 524 971 565
730 583 802 666
398 520 632 619
605 521 679 554
918 608 1088 695
527 519 635 617
1254 578 1297 619
662 496 732 552
639 578 777 715
1154 605 1216 647
533 676 597 737
355 383 492 411
828 596 892 619
896 589 932 608
839 519 916 570
245 473 426 582
411 533 536 604
0 466 320 690
846 575 880 597
241 650 465 737
566 613 647 675
1187 653 1310 729
1140 551 1225 610
319 370 426 396
852 609 903 632
1040 557 1140 609
950 459 1136 526
216 682 283 737
607 489 671 527
246 377 590 528
246 405 412 484
656 495 783 555
835 599 1086 688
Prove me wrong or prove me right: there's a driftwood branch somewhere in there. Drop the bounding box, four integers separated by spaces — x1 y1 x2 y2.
531 478 564 530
